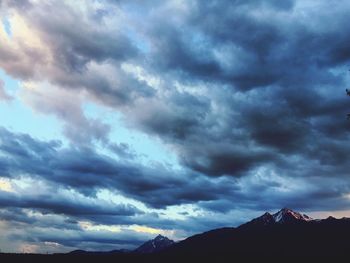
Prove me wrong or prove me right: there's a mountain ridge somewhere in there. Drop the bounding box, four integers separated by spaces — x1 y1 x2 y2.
242 207 314 227
160 207 350 259
51 208 350 260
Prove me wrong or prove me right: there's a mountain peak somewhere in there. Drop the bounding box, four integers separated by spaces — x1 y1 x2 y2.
154 234 167 241
244 208 314 228
135 234 175 254
273 208 313 223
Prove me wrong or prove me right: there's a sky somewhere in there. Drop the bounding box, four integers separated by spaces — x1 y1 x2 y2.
0 0 350 254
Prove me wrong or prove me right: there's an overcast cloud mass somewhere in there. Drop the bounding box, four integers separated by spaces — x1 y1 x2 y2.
0 0 350 253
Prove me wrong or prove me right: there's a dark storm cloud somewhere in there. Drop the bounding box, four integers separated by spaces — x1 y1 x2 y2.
0 208 82 231
0 128 237 208
142 0 292 89
147 0 350 91
0 190 140 217
12 227 151 249
134 91 210 140
0 208 37 225
2 125 349 236
36 11 137 73
3 0 336 178
128 0 350 179
4 218 154 251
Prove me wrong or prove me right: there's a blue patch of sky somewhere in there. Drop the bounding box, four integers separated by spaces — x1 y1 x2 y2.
0 70 66 143
0 69 179 167
2 18 12 37
125 28 150 54
0 69 18 95
118 2 150 54
83 102 180 168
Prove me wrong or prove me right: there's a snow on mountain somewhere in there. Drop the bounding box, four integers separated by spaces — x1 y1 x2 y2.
272 208 313 223
243 208 314 227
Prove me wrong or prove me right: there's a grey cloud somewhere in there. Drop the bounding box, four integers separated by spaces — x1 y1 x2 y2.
3 217 159 252
133 92 210 140
0 128 236 208
0 208 81 231
9 226 154 251
20 85 112 144
0 190 140 217
1 127 349 236
130 0 350 178
1 1 138 78
0 0 350 205
109 142 137 159
1 0 32 9
0 208 37 225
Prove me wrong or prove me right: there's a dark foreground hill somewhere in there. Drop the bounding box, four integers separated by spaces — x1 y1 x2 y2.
2 208 350 262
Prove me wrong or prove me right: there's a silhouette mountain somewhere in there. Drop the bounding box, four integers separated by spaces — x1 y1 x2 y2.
2 208 350 262
160 208 350 259
134 234 175 253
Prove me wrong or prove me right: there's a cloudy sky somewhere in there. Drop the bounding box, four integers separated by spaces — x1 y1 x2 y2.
1 0 350 253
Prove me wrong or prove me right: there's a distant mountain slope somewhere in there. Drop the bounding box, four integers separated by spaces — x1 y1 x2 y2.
67 248 130 255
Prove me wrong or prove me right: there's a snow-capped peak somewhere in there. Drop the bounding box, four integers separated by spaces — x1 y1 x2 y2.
242 208 314 228
273 208 313 223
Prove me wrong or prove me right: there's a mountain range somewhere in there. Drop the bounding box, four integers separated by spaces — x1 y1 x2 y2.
67 234 175 255
2 208 350 261
160 207 350 260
